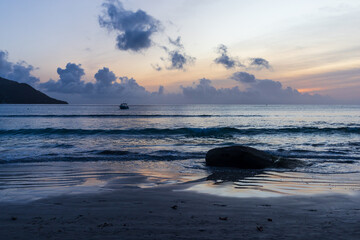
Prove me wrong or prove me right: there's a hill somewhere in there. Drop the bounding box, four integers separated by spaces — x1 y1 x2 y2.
0 77 67 104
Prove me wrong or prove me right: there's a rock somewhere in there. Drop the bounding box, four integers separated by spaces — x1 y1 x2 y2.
206 145 303 169
206 146 277 169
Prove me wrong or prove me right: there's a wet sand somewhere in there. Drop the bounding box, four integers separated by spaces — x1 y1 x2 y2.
1 181 360 240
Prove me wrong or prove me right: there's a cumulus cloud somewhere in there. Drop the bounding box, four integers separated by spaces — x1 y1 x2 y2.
178 74 331 104
38 62 331 104
249 57 272 70
94 67 118 93
0 51 13 76
166 50 195 70
156 36 195 71
39 63 155 103
231 72 256 83
214 44 243 69
157 85 164 95
40 63 92 93
0 50 40 86
99 0 161 52
181 78 217 99
95 67 117 85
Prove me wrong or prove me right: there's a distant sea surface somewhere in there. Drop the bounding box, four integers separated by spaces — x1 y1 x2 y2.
1 104 360 200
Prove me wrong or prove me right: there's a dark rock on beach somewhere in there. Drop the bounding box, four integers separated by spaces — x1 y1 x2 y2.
206 145 301 169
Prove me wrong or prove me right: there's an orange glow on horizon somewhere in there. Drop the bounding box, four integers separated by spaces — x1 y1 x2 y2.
297 87 326 93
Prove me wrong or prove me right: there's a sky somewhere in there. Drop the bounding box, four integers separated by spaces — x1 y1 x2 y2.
0 0 359 104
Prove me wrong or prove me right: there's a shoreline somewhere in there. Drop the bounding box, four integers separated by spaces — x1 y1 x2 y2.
1 160 360 203
1 178 360 239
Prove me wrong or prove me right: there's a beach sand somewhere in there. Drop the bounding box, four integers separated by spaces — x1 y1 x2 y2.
1 178 360 240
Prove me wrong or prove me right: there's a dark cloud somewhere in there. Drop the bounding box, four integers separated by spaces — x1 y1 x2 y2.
178 74 331 104
39 63 331 104
118 76 146 94
168 36 183 48
40 63 92 93
214 44 243 69
157 85 164 95
181 78 218 102
94 67 117 85
39 63 157 103
99 0 161 52
213 45 272 71
231 71 256 83
0 50 40 86
151 63 162 71
167 50 195 70
156 37 195 71
249 58 272 70
94 67 117 93
0 51 12 75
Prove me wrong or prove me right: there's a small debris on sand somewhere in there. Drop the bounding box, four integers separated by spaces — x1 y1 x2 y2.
98 222 113 228
260 204 271 207
213 203 227 207
257 225 264 232
307 209 317 212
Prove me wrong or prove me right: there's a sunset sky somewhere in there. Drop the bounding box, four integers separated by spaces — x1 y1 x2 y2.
1 0 359 103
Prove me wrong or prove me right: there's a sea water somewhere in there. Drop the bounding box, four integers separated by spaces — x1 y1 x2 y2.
1 104 360 200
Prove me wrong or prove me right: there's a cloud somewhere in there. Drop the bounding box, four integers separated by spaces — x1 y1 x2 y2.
39 62 331 104
249 57 272 70
231 72 256 83
178 74 331 104
156 36 195 71
157 85 164 95
40 63 92 93
117 76 147 95
94 67 118 93
0 50 40 86
181 78 217 99
39 63 155 102
99 0 161 52
168 36 183 48
151 63 162 71
167 50 195 70
213 45 272 71
0 51 12 76
214 44 243 69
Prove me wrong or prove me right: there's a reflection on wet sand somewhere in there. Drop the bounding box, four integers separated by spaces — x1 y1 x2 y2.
187 168 360 198
1 160 360 202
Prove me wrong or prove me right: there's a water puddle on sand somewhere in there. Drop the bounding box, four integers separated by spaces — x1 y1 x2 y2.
185 171 360 198
0 160 206 202
1 160 360 202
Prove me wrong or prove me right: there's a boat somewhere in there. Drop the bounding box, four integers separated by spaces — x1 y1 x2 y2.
119 103 129 109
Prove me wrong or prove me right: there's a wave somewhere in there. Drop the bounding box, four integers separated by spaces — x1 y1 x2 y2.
0 150 205 164
1 147 358 165
278 154 360 161
1 126 360 137
0 114 263 118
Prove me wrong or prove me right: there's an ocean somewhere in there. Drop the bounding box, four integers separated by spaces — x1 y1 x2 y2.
1 104 360 201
